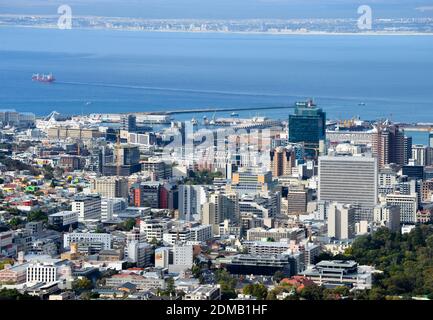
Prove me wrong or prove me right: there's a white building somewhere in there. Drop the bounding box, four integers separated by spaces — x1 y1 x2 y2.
373 204 401 232
101 198 127 221
385 193 417 224
319 156 378 221
63 233 112 251
327 203 356 240
126 241 153 268
72 194 101 222
155 247 170 269
178 185 208 221
173 244 193 270
190 224 213 242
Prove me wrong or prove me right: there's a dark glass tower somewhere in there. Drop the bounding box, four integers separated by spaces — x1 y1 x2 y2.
288 100 326 158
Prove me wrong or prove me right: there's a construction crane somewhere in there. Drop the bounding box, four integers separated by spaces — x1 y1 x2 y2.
116 132 121 177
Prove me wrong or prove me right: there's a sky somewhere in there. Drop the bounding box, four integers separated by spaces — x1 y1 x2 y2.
0 0 433 19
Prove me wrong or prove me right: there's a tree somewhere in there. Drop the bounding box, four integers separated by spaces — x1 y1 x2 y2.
191 265 202 278
8 217 23 229
27 210 48 223
162 277 176 296
215 269 237 299
243 283 268 300
0 288 38 300
0 259 14 270
117 218 136 231
72 278 93 293
273 271 285 283
298 284 323 300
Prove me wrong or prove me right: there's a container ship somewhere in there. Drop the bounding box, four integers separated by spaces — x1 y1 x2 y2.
32 73 55 83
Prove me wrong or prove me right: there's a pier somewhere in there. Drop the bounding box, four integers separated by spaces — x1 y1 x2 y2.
133 105 295 116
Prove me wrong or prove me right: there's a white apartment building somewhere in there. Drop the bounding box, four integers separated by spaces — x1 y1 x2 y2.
327 203 356 240
385 193 418 224
63 233 112 250
101 197 127 221
72 194 101 222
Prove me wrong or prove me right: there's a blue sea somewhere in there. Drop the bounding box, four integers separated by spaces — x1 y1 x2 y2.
0 27 432 122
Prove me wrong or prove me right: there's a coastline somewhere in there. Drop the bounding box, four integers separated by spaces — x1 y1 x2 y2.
1 24 433 36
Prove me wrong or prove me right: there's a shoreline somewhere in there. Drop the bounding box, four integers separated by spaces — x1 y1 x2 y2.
1 24 433 36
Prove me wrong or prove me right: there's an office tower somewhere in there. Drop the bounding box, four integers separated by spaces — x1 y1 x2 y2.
371 121 405 167
71 194 101 222
155 247 170 268
178 185 208 221
130 182 161 208
404 136 412 165
171 243 194 271
142 158 172 180
288 100 326 159
373 204 401 232
318 156 378 221
270 146 296 177
287 188 308 215
327 203 356 240
402 163 424 180
101 198 127 221
385 193 417 224
92 176 129 199
126 241 152 268
202 191 240 234
48 211 79 231
228 167 273 195
63 232 112 252
103 144 141 176
412 144 429 166
121 114 137 132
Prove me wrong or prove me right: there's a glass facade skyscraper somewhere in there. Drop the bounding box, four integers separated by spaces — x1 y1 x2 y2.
288 100 326 158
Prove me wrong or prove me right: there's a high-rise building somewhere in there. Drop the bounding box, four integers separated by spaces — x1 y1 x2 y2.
178 185 208 221
92 176 129 199
371 121 406 167
121 114 137 132
327 203 356 240
126 241 152 268
101 198 127 221
412 144 430 166
287 187 308 215
130 182 161 208
270 146 296 177
373 204 400 232
103 144 141 176
385 193 418 224
288 100 326 159
155 247 170 268
318 156 378 221
228 167 273 195
71 194 101 222
404 136 413 165
201 191 240 234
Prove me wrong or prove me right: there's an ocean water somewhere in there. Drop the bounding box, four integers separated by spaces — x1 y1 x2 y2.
0 27 432 122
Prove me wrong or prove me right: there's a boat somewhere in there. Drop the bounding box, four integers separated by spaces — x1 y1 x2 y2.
358 102 366 106
230 112 239 117
32 73 55 83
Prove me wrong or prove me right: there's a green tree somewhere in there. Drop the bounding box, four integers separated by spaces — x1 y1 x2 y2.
8 217 23 229
72 278 93 293
298 284 323 300
243 283 268 299
27 210 48 222
273 271 285 283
